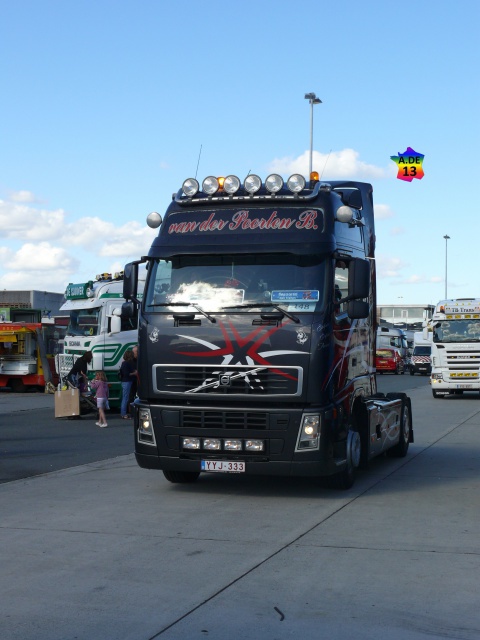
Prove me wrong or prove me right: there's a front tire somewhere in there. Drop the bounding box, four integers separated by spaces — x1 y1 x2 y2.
10 378 26 393
163 470 200 484
328 430 361 490
387 396 412 457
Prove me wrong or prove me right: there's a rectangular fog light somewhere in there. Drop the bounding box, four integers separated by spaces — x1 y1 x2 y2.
245 439 264 452
182 437 200 450
224 439 242 451
203 438 221 450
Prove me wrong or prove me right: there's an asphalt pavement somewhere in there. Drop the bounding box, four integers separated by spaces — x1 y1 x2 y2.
1 385 480 639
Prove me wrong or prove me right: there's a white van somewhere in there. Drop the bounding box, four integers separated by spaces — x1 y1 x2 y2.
410 331 432 376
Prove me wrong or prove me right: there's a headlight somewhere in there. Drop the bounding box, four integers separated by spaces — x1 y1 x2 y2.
296 414 321 451
265 174 284 193
182 178 199 197
138 408 156 446
203 438 221 451
182 437 201 450
245 439 264 452
224 175 241 195
244 174 262 194
287 174 306 193
224 439 242 451
202 176 219 195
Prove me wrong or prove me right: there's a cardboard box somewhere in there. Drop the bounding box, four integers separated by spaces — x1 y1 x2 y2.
55 388 80 418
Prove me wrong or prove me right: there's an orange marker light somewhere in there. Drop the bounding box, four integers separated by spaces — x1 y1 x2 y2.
310 171 319 182
218 177 225 189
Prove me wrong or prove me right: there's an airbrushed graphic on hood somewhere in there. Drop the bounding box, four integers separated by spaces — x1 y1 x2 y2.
151 319 310 395
175 320 308 369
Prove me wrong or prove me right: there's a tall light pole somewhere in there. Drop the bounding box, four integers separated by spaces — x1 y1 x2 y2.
304 92 322 176
443 234 450 299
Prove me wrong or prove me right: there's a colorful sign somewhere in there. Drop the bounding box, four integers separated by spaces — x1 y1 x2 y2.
390 147 425 182
65 281 93 300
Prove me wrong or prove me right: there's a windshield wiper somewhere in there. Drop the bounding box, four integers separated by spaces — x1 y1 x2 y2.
147 301 216 323
221 302 300 323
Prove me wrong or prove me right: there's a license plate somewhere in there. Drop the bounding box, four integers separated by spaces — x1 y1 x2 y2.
201 460 245 473
456 384 473 389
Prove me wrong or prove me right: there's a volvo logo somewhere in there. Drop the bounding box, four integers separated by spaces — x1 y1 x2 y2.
218 373 232 387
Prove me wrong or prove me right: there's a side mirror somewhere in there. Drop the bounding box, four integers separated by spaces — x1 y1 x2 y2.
110 308 122 334
92 352 103 371
347 300 369 319
122 301 135 318
123 262 139 302
423 327 429 340
348 258 370 300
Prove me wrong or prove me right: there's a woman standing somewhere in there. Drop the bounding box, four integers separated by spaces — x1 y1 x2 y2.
119 349 136 418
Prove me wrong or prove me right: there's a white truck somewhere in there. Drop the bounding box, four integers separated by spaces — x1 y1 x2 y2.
429 299 480 397
56 271 145 407
377 326 408 360
410 331 432 376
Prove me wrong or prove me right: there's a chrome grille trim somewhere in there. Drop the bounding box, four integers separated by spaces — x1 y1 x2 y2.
152 364 303 396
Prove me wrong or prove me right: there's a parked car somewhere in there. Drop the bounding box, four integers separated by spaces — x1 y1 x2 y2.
375 348 405 374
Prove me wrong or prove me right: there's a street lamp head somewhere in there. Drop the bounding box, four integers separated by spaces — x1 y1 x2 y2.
304 92 322 104
443 234 450 241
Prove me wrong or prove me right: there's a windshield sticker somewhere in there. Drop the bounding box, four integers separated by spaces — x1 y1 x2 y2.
166 209 321 235
272 290 319 302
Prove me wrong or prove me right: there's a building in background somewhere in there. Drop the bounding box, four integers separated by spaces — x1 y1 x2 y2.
378 304 435 347
0 290 67 322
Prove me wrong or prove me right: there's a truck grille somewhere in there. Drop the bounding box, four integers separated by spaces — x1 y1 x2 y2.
182 410 269 430
446 350 480 369
153 364 302 396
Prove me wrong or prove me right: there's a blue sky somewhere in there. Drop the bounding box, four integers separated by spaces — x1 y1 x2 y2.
1 0 479 304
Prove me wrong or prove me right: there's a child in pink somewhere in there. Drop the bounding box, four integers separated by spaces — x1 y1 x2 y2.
90 371 109 428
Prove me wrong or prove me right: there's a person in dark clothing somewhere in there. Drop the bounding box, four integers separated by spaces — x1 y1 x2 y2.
119 349 137 418
66 351 93 388
129 344 138 406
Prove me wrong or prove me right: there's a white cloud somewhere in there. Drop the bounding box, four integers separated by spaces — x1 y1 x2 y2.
0 200 66 240
9 190 39 203
268 148 390 180
9 242 79 272
374 204 394 220
390 226 405 236
376 254 408 279
0 192 159 293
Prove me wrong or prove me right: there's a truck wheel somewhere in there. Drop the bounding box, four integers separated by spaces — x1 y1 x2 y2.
10 379 26 393
410 369 414 376
387 397 411 457
328 430 361 490
163 470 200 484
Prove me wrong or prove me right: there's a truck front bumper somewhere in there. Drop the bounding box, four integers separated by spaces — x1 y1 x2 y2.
135 452 343 478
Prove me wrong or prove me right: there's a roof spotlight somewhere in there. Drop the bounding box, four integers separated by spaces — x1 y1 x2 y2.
265 174 284 193
287 174 306 193
244 174 262 194
202 176 219 195
224 175 241 195
182 178 199 197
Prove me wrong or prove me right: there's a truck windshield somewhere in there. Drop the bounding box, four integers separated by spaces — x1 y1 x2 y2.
145 255 326 313
433 319 480 342
66 308 101 336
